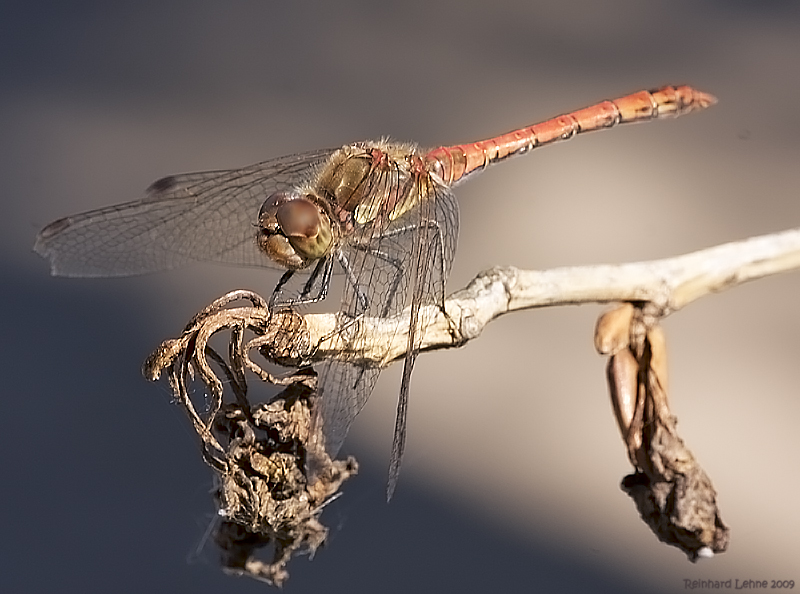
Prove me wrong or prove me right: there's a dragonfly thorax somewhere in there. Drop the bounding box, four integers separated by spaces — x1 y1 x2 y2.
316 146 392 212
257 190 335 270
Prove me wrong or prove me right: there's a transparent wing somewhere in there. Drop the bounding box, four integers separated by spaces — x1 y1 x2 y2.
384 173 458 499
313 167 459 480
34 148 337 277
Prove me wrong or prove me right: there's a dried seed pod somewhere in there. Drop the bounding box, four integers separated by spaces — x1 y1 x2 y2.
647 324 669 396
594 303 635 355
606 347 642 463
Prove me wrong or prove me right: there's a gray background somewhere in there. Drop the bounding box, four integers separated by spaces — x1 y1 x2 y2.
4 1 799 593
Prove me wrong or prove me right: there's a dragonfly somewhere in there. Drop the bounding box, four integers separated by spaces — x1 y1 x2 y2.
35 84 715 499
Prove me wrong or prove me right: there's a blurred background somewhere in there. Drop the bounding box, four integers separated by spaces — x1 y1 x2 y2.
4 1 799 592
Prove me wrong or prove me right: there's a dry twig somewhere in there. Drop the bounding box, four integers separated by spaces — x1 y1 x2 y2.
143 290 357 587
295 227 800 365
596 304 729 560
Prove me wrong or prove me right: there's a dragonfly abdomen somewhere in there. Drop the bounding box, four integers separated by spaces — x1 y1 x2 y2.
425 84 716 186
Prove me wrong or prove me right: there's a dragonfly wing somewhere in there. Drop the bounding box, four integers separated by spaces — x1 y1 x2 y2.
34 148 336 277
311 168 459 490
386 177 458 499
314 361 382 458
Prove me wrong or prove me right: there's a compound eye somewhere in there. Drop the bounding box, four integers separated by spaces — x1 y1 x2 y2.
257 191 334 268
257 191 306 269
258 191 297 229
275 198 333 261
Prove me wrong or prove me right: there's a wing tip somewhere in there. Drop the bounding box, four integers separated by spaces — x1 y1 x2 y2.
35 216 71 245
33 220 63 275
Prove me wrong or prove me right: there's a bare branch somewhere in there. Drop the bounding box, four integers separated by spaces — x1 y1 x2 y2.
296 227 800 366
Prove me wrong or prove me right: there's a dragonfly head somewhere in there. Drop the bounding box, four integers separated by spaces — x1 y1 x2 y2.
257 190 334 269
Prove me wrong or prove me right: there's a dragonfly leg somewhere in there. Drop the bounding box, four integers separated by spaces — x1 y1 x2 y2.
269 256 334 309
307 250 372 351
335 250 370 313
298 256 333 303
344 242 405 318
384 218 447 309
269 269 296 309
431 220 447 311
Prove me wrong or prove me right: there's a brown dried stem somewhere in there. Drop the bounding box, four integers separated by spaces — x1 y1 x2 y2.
143 290 357 587
596 305 730 560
